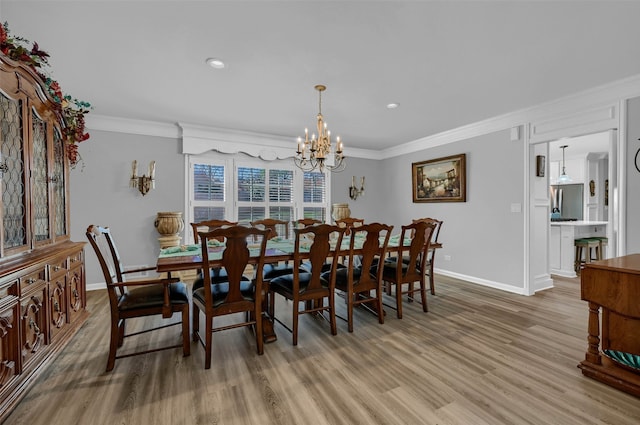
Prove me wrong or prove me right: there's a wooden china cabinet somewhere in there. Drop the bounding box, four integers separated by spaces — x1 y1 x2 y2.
0 54 88 422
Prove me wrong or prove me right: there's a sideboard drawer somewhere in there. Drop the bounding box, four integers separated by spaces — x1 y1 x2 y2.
19 267 47 294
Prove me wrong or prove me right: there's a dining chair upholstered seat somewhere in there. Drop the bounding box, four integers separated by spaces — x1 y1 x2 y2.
268 224 346 345
376 221 437 319
85 225 190 372
322 223 393 332
192 225 270 369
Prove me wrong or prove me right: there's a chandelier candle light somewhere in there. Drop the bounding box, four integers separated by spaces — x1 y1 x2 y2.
294 84 346 172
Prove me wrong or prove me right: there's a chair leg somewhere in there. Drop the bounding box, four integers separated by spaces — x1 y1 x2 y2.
429 262 436 295
118 320 125 347
347 292 354 333
192 304 200 342
376 289 384 324
420 280 428 312
292 301 299 346
329 295 337 336
106 317 120 372
204 316 213 369
181 306 190 356
255 305 264 355
396 283 403 319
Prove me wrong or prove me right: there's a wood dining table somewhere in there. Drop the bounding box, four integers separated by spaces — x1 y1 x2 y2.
156 235 442 342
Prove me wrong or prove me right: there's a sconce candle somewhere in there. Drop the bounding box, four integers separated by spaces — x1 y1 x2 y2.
349 175 365 200
130 160 156 196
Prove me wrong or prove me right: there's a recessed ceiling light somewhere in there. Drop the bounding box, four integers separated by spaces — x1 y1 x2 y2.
386 103 400 109
206 58 225 69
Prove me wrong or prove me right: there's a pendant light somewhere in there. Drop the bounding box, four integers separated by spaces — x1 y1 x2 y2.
557 145 572 183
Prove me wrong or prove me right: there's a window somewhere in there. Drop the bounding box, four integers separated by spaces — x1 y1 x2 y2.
303 172 327 222
189 158 230 225
187 154 330 240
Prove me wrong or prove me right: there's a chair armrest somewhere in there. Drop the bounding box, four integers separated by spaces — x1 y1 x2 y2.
111 277 180 287
121 265 158 275
113 277 180 318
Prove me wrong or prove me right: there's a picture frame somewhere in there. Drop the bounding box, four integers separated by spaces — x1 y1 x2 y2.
412 153 466 203
536 155 546 177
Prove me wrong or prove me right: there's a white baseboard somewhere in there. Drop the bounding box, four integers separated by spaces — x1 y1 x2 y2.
434 268 528 296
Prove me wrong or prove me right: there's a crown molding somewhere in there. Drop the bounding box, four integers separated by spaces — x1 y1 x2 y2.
86 73 640 160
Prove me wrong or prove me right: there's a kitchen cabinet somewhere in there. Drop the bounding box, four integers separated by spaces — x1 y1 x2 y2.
0 53 88 421
549 221 607 278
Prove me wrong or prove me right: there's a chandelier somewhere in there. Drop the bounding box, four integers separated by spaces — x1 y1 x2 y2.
294 84 346 172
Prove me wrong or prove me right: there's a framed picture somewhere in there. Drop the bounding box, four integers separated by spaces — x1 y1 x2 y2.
536 155 546 177
412 153 466 203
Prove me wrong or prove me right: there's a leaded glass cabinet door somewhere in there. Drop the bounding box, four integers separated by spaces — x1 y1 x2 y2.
31 109 51 245
0 92 28 256
52 129 67 238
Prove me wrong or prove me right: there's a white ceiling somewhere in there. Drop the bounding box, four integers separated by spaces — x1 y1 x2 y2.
4 1 640 152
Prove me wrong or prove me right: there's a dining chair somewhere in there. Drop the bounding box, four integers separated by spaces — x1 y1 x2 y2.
411 217 443 295
335 217 365 235
251 218 300 281
326 223 393 332
85 225 190 372
250 218 290 240
192 225 270 369
378 221 437 319
191 219 238 287
268 224 346 345
190 219 238 243
295 218 322 227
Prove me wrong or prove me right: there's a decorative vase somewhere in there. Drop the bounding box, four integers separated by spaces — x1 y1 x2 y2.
154 211 184 248
331 203 350 222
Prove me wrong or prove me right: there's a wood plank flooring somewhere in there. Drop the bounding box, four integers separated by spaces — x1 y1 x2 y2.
4 275 640 425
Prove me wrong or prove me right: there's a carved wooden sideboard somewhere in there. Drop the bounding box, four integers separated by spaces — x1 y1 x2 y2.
0 54 88 422
579 254 640 397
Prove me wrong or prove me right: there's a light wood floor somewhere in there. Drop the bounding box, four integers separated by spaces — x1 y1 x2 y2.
5 275 640 425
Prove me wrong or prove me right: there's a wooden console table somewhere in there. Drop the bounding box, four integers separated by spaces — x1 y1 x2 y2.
579 254 640 397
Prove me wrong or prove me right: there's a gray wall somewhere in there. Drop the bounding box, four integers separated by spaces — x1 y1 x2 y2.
626 96 640 255
378 129 525 289
70 130 184 285
330 156 388 224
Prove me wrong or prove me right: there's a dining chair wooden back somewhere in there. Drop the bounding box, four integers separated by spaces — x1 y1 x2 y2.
190 219 237 243
250 218 290 240
335 217 365 235
251 218 300 281
85 225 190 372
411 217 443 295
379 221 436 319
192 225 270 369
191 219 238 286
329 222 393 332
295 218 322 228
268 224 346 345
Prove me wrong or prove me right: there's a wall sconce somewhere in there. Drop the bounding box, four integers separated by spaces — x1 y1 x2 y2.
130 160 155 196
349 176 365 200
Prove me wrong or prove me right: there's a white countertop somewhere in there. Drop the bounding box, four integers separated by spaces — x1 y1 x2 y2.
550 220 608 226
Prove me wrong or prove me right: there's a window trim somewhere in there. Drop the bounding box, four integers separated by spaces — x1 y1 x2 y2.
185 152 331 242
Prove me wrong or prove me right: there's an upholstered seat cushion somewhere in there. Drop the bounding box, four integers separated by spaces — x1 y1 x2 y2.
192 278 254 307
270 272 329 295
379 261 416 280
118 282 189 311
300 261 346 274
263 263 307 280
193 267 233 291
